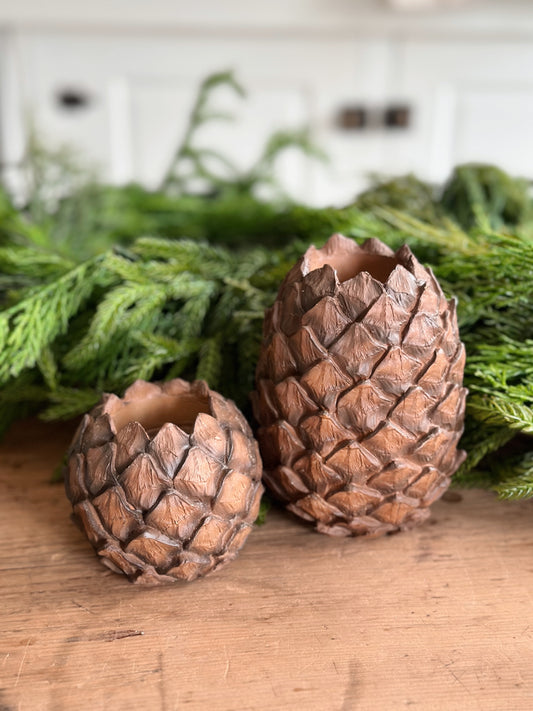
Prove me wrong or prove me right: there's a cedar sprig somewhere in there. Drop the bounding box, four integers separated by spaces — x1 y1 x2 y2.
0 254 109 384
493 453 533 500
0 238 283 427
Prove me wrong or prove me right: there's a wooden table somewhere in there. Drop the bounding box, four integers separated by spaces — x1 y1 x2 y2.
1 419 532 711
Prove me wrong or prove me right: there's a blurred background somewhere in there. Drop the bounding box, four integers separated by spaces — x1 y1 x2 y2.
1 0 532 206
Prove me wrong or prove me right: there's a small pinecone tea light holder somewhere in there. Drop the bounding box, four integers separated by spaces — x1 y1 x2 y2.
252 233 467 537
65 379 263 584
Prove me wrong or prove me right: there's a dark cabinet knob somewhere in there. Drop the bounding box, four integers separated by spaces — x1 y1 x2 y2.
337 104 412 131
337 106 368 130
56 88 92 110
384 105 411 129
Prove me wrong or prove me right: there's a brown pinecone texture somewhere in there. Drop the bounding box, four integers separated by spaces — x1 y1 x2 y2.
252 233 467 537
65 379 263 584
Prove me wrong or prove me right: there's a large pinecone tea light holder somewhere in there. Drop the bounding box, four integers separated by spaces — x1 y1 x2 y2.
253 234 467 537
66 379 263 584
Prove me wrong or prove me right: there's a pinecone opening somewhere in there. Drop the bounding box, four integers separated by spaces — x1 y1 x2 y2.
303 234 400 283
106 379 211 435
65 379 263 584
253 233 467 538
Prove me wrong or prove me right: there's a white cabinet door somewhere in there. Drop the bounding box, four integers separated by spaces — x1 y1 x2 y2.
13 31 391 205
386 40 533 182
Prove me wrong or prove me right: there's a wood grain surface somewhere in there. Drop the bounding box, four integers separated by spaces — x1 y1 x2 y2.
1 419 532 711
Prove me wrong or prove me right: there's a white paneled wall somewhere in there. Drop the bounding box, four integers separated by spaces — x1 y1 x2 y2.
1 1 533 205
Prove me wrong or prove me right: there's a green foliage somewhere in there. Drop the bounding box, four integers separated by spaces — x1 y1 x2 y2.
0 237 296 439
2 71 533 501
356 173 441 224
2 213 533 501
441 163 533 232
493 453 533 500
0 71 326 263
255 497 272 526
0 255 108 384
161 70 246 194
160 69 325 200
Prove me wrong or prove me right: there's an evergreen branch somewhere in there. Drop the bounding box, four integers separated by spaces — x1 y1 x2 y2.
451 467 496 490
131 237 233 272
456 425 515 476
372 207 475 255
239 128 327 195
187 147 241 177
195 335 223 387
37 347 59 390
495 473 533 500
63 282 166 371
490 452 533 500
125 333 200 383
467 396 533 434
0 245 73 278
0 254 108 384
160 70 245 192
39 387 101 421
174 288 216 339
